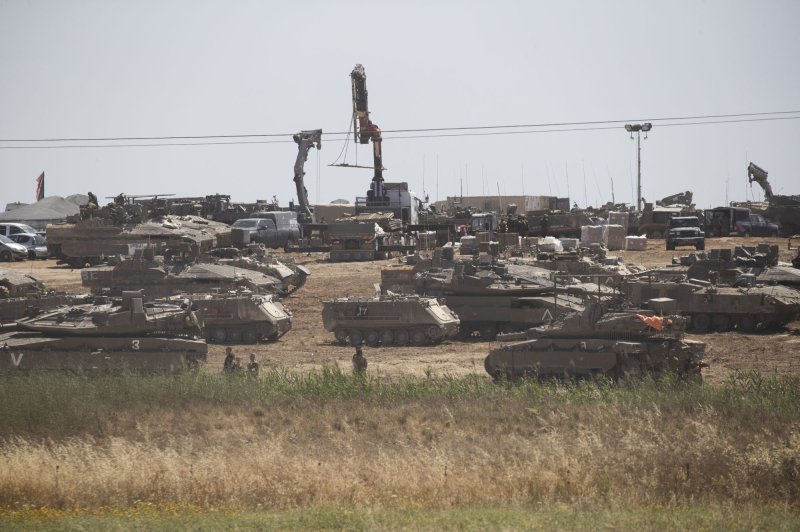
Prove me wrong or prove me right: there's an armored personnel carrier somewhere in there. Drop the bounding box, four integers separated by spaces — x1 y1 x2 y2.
484 304 706 381
189 293 292 344
620 279 800 332
0 291 206 372
322 294 460 346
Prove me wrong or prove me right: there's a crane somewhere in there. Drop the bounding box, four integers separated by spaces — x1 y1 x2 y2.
350 64 385 202
747 162 773 201
292 129 322 225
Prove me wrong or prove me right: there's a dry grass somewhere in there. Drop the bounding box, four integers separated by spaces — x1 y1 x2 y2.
0 371 798 512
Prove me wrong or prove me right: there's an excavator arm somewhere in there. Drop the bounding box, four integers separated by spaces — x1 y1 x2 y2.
292 129 322 225
748 162 773 201
351 64 385 200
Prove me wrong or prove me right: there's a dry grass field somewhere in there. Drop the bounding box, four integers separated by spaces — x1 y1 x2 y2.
1 237 799 528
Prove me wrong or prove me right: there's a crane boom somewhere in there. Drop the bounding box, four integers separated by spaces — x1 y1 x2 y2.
292 129 322 225
747 162 773 201
350 64 385 200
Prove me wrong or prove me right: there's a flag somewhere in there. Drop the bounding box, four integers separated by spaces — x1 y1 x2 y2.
35 172 45 201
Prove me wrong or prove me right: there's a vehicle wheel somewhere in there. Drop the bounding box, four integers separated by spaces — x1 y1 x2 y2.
696 241 705 250
410 329 427 345
478 323 497 340
379 329 394 345
692 314 710 333
737 315 757 333
211 328 227 343
334 329 349 344
711 314 731 332
743 230 750 238
365 330 380 347
226 329 242 344
28 250 37 260
0 250 11 262
771 231 778 237
666 242 675 251
394 329 409 346
349 330 363 347
242 329 259 344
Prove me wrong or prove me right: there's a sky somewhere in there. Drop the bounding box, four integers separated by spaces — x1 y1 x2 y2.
1 0 799 211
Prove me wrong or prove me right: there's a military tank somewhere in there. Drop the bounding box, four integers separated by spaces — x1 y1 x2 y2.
188 293 292 344
620 279 800 332
414 259 606 340
484 304 706 381
322 294 460 346
17 291 199 337
82 249 283 297
0 291 206 372
46 195 232 268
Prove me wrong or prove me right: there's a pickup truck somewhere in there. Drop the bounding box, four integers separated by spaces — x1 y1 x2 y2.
666 216 705 251
231 215 300 249
735 214 779 237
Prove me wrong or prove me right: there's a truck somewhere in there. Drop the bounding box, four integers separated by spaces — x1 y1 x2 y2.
704 206 777 237
665 216 705 251
231 213 301 248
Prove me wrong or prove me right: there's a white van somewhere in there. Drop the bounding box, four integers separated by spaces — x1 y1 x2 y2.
0 223 38 237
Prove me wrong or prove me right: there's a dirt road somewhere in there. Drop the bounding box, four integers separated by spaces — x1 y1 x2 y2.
4 236 799 385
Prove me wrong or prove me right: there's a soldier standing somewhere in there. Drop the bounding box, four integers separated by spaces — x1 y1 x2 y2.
352 346 368 374
247 352 260 377
540 214 549 237
223 347 235 374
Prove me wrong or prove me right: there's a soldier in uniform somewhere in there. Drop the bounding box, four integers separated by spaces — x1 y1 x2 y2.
540 214 549 237
352 346 368 374
223 347 235 374
247 352 260 377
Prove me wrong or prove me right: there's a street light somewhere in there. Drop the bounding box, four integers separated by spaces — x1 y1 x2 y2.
624 122 652 213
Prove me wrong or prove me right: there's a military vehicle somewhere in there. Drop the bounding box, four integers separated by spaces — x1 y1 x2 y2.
0 267 73 323
46 195 232 267
0 334 207 372
17 291 199 337
414 259 605 340
484 303 706 381
0 291 206 372
665 216 705 250
620 278 800 332
322 294 460 346
189 293 292 344
81 249 283 297
747 162 800 236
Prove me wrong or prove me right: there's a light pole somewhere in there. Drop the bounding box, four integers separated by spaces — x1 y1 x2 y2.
625 122 652 213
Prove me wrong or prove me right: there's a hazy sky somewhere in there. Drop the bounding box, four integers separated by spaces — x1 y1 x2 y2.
1 0 798 210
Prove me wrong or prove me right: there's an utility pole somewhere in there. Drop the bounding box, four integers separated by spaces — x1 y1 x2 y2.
624 122 652 213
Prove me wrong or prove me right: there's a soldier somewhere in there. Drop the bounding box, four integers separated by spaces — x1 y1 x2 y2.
247 352 260 377
86 191 99 209
352 346 368 374
540 214 549 237
223 346 235 374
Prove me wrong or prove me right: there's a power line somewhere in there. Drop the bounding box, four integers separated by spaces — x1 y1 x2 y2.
0 113 798 149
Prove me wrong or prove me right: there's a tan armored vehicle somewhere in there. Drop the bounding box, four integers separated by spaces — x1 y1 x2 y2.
484 304 706 381
415 260 599 340
0 291 206 372
322 294 460 346
189 293 292 344
0 267 73 322
47 202 232 267
17 291 199 337
81 250 282 297
620 279 800 332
